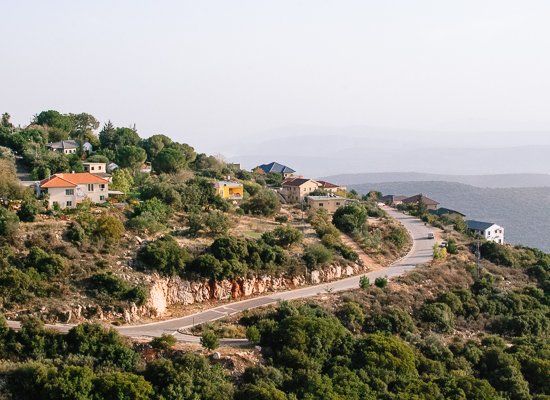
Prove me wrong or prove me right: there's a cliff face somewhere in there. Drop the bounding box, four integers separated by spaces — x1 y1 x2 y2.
140 263 363 318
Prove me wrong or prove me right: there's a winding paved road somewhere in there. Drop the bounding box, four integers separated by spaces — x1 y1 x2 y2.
7 207 436 343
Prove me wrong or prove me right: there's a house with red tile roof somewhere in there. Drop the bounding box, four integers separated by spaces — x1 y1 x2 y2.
39 172 109 209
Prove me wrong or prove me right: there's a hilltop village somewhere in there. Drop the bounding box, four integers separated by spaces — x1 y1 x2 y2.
0 111 547 400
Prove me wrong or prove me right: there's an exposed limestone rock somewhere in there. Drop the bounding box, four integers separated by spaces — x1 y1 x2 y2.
139 262 366 318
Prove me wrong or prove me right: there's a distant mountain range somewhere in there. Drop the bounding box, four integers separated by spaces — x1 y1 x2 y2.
224 125 550 177
321 172 550 188
347 181 550 253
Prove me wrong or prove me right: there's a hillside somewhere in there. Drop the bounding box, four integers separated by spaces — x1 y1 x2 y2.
348 181 550 252
321 172 550 188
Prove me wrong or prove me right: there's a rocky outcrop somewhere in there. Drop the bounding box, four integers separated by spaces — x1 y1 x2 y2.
139 262 366 318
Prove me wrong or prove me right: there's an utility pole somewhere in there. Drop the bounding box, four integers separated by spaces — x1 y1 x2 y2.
475 240 481 280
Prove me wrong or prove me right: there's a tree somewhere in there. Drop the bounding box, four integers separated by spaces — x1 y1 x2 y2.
152 147 187 174
17 193 40 222
150 333 177 351
110 168 134 194
236 382 289 400
388 226 408 249
137 235 191 276
204 210 231 236
43 366 94 400
359 276 370 289
34 110 74 132
337 301 365 333
0 159 23 199
352 333 418 385
25 247 66 277
188 254 224 280
85 154 109 164
303 244 333 268
99 123 140 149
0 207 19 241
142 134 173 160
241 190 281 217
94 215 125 245
478 348 531 400
134 197 171 223
201 330 219 351
70 113 99 145
92 372 154 400
116 145 146 170
246 326 261 344
374 277 388 288
420 302 455 333
262 225 303 248
1 112 13 128
446 239 458 254
332 205 367 234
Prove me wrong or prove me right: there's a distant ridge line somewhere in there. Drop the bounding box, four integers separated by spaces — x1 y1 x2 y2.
319 172 550 189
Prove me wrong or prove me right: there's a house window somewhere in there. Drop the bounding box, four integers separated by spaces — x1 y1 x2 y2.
65 189 74 196
98 166 102 170
336 202 341 206
99 184 105 190
87 184 94 191
319 203 324 207
100 195 105 201
91 166 95 171
66 201 72 207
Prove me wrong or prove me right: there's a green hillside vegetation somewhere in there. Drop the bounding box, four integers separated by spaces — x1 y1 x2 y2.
0 111 397 320
0 236 548 399
1 111 549 399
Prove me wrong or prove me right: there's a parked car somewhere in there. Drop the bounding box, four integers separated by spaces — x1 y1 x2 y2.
427 232 435 240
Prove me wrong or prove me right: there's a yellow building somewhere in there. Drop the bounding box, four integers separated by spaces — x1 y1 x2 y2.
214 180 244 200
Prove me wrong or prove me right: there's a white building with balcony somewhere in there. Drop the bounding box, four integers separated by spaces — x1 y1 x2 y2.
466 220 505 244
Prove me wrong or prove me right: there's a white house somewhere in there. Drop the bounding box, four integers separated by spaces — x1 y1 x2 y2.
39 172 109 209
466 220 505 244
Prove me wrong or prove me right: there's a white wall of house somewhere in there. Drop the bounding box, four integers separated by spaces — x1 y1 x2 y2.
83 162 107 173
45 183 109 209
484 225 505 244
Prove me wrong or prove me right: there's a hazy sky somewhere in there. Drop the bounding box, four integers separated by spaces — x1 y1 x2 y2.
2 0 550 154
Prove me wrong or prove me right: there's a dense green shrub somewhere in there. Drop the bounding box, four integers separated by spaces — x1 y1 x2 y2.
137 235 191 276
201 330 220 350
332 205 367 234
0 207 19 240
363 307 415 335
134 197 171 223
25 246 66 277
261 225 303 248
303 244 333 268
419 302 455 333
480 242 518 267
94 215 125 245
241 190 281 217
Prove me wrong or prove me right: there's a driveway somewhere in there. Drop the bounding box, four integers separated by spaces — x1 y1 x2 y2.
7 207 436 342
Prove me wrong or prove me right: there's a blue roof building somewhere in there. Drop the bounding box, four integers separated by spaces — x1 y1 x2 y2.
466 220 505 244
256 162 296 176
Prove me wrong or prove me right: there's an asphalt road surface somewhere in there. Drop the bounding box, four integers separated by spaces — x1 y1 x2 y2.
7 207 436 343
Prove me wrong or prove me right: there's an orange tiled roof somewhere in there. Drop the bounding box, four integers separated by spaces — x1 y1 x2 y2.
40 173 109 188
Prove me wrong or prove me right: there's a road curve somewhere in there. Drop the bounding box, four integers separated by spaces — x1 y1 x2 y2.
7 208 436 342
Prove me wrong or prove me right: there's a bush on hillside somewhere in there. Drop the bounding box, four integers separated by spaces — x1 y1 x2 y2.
332 205 367 234
137 235 191 276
